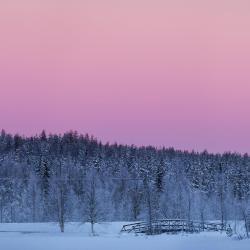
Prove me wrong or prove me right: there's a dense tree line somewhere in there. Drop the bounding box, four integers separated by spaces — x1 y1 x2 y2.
0 130 250 234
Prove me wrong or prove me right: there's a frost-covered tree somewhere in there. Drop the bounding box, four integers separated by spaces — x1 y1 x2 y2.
85 170 100 235
0 131 250 236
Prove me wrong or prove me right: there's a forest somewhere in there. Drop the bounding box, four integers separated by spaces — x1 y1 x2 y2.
0 130 250 235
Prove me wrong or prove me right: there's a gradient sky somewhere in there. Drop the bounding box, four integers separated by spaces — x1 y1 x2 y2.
0 0 250 153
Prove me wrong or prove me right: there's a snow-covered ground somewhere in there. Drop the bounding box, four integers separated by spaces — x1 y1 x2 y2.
0 222 249 250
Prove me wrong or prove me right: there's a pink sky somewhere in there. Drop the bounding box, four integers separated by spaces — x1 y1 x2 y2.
0 0 250 153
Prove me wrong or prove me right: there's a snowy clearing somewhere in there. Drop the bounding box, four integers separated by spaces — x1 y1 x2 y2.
0 222 249 250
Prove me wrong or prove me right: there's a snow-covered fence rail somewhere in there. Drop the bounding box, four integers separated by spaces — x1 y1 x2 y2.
121 219 232 235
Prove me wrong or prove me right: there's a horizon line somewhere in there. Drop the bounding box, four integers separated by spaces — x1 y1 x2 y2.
1 129 248 157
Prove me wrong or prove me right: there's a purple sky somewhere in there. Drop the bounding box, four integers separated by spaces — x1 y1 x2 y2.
0 1 250 153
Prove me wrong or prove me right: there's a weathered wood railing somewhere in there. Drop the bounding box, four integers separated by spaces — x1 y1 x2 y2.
121 219 232 235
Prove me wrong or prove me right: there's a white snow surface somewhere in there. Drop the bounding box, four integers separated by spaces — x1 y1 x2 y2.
0 222 249 250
